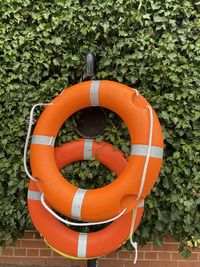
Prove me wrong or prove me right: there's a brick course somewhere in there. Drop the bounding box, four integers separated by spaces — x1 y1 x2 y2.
0 231 199 266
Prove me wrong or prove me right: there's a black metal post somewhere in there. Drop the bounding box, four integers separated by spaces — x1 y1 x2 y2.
84 52 98 267
87 258 98 267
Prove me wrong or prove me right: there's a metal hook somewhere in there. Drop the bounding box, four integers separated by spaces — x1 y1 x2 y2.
83 52 96 80
87 259 98 267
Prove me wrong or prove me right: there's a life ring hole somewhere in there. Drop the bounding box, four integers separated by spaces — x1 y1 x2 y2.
75 107 107 138
69 219 111 233
60 160 116 189
55 108 132 190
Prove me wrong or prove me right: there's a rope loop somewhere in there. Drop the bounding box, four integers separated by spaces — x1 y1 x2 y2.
41 193 127 227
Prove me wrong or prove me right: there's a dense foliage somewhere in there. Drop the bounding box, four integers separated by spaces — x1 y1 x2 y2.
0 0 200 257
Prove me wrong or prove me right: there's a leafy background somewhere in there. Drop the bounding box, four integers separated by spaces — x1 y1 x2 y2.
0 0 200 257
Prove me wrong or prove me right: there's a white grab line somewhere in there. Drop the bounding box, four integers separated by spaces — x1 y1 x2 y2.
134 89 139 96
41 193 127 226
136 106 153 201
129 208 138 264
23 103 52 182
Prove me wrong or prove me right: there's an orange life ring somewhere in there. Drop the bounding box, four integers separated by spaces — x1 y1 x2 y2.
30 80 163 221
28 140 144 259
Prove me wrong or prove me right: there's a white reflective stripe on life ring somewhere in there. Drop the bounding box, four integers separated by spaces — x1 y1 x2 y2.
28 190 41 200
90 80 100 106
71 188 87 220
77 233 88 258
31 135 55 147
84 139 93 160
131 144 163 159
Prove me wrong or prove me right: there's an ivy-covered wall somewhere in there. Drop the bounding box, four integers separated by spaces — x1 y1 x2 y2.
0 0 200 257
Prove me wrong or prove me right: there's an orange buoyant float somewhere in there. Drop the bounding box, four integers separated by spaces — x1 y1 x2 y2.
28 139 144 259
30 80 163 221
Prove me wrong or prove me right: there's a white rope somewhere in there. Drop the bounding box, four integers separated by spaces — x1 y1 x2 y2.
41 193 127 227
138 0 143 10
23 103 52 182
128 105 153 264
129 209 138 264
134 89 139 96
131 241 138 264
136 105 153 200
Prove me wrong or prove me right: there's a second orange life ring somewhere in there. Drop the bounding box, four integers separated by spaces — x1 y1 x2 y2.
28 139 144 259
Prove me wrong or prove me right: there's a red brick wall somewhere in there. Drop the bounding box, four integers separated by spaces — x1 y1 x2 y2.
0 231 199 267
